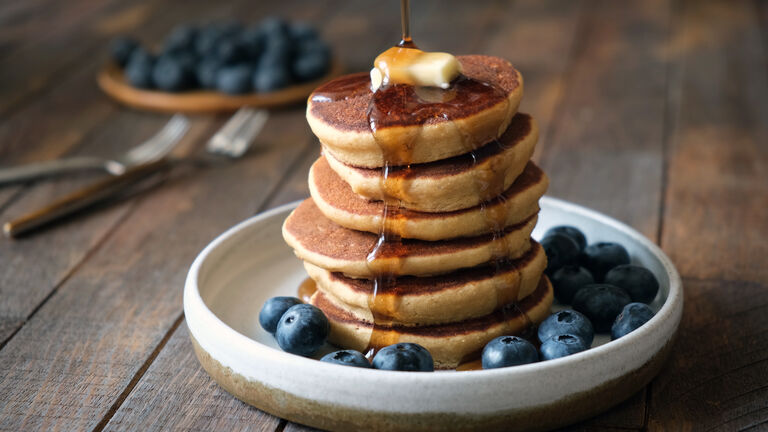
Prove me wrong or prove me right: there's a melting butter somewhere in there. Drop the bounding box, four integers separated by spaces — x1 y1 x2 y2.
370 46 462 91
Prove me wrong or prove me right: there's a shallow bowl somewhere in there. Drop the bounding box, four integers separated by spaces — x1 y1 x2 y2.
184 196 682 431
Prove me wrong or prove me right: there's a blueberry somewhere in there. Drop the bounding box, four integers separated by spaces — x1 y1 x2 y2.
544 226 587 251
109 37 139 67
240 26 265 59
259 296 302 333
538 310 594 346
253 63 291 92
152 55 196 92
372 343 434 372
263 34 293 60
163 25 197 54
604 264 659 304
541 233 580 275
481 336 538 369
551 265 594 304
292 51 330 82
540 334 590 360
124 49 155 88
289 21 319 42
195 26 224 57
320 350 372 368
572 284 632 332
275 304 330 357
580 242 630 281
611 303 654 340
259 47 291 70
260 16 289 37
215 37 248 65
216 65 254 94
296 38 330 59
196 57 221 89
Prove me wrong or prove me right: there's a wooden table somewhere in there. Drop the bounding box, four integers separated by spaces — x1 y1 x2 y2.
1 0 766 430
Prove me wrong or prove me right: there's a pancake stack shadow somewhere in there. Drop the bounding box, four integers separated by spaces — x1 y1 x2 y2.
283 55 554 369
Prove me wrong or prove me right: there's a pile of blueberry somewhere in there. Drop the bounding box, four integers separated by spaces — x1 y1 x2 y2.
482 226 659 369
259 296 434 371
109 17 332 94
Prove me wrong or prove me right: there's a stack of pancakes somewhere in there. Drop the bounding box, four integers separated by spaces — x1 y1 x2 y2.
283 55 553 369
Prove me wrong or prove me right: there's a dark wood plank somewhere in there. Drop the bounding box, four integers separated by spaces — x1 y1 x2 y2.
0 115 216 346
536 0 671 240
483 0 587 153
0 106 309 430
647 0 768 429
0 0 249 345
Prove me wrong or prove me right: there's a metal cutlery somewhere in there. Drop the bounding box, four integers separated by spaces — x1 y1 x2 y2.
0 114 190 186
3 108 268 239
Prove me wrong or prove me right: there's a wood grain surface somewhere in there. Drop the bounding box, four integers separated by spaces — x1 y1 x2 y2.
1 0 766 431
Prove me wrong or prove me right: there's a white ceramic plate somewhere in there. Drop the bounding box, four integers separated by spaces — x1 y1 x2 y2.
184 197 682 432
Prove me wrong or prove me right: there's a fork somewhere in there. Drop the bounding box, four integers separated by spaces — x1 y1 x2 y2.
0 114 190 186
3 108 268 238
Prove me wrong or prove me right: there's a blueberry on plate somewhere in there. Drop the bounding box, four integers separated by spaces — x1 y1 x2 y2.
253 63 292 92
275 304 330 357
604 264 659 304
196 57 221 89
481 336 538 369
540 334 589 360
551 265 594 304
541 233 580 275
124 49 156 89
544 226 587 251
538 309 594 346
109 36 139 67
152 55 196 92
258 296 302 334
580 242 630 281
216 65 254 94
320 350 372 368
292 51 330 82
372 343 434 372
611 303 655 340
572 284 632 332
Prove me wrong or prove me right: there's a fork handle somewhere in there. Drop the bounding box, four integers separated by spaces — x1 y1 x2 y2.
0 156 111 186
3 159 171 238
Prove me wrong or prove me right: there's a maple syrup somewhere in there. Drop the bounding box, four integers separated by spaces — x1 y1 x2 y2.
297 277 318 303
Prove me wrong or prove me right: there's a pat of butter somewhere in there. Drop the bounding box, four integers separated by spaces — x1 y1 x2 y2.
370 46 462 91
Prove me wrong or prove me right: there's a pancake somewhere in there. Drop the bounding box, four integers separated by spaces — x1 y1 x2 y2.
305 241 546 325
311 276 554 369
307 55 524 168
310 157 548 241
283 198 538 278
324 113 538 213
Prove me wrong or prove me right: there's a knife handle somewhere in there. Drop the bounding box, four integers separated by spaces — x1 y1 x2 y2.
3 159 171 239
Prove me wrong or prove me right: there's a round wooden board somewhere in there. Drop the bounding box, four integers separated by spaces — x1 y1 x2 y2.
97 60 344 113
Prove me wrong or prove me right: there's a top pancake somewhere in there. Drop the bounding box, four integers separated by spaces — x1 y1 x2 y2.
307 55 523 168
